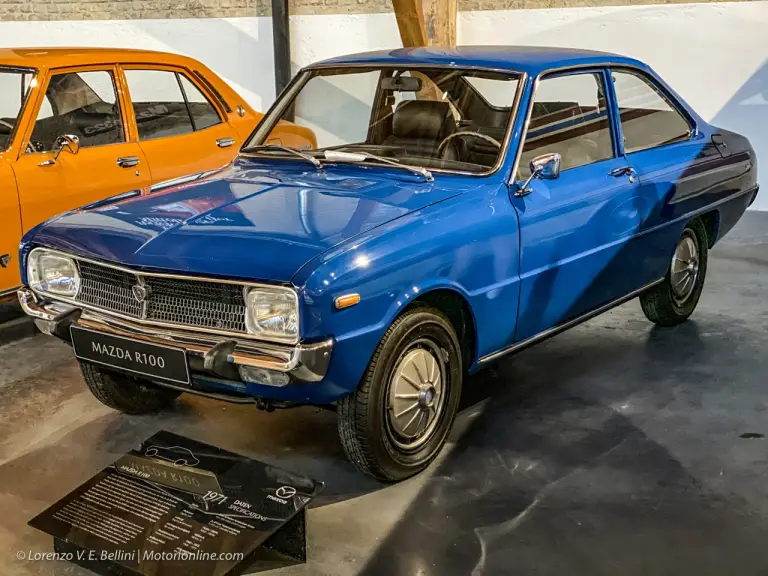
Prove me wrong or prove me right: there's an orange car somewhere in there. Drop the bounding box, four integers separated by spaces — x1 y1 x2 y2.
0 47 264 298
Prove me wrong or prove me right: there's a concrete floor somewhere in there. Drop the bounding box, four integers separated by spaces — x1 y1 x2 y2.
2 212 768 576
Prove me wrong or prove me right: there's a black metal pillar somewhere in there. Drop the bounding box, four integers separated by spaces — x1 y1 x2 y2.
272 0 291 97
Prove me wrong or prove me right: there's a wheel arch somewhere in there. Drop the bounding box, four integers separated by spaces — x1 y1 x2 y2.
697 209 720 249
395 286 478 373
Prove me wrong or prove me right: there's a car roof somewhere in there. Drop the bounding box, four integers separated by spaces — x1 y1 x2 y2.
311 45 646 75
0 47 198 70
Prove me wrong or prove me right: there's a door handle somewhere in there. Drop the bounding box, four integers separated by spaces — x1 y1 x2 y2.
216 137 235 148
117 156 140 168
609 165 637 183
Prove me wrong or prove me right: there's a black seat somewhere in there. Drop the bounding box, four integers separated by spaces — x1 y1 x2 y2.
382 100 457 158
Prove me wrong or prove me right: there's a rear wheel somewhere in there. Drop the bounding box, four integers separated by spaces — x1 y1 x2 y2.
80 362 181 414
640 218 708 326
338 307 462 481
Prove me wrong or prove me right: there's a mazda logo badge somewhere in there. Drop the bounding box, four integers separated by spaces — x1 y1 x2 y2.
132 284 150 302
276 486 296 499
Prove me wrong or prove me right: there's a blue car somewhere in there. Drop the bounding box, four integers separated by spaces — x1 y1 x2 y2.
18 47 758 480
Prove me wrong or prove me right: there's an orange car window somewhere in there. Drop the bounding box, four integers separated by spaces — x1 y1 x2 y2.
178 74 221 131
193 70 231 112
0 68 34 151
125 69 222 140
29 70 124 153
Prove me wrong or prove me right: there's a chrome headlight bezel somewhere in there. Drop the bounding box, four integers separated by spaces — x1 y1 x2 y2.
27 247 81 298
243 285 300 344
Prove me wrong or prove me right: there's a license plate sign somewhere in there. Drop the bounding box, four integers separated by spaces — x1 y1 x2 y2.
70 326 190 384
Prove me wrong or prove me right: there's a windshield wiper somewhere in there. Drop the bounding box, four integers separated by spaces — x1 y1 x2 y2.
241 144 322 169
322 148 433 182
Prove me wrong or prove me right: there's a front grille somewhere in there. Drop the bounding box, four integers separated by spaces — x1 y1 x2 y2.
75 260 247 334
78 261 142 318
145 276 247 332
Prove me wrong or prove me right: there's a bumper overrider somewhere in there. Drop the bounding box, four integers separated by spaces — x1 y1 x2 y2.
18 286 333 403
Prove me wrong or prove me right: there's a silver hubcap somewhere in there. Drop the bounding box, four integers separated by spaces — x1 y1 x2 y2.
387 341 445 451
671 232 699 304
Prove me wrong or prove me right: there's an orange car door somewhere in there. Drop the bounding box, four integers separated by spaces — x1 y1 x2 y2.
13 66 151 233
121 66 240 184
0 162 22 294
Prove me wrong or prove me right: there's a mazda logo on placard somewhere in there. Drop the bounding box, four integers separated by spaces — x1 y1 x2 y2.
132 284 151 303
276 486 296 499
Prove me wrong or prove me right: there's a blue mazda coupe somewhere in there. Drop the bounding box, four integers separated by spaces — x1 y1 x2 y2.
19 47 758 480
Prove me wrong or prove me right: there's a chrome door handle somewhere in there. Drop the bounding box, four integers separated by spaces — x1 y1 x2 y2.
609 166 637 183
216 137 235 148
117 156 140 168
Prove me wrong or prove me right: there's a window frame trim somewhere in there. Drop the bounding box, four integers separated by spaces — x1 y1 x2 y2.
513 66 618 181
20 64 128 156
119 64 225 144
608 66 696 156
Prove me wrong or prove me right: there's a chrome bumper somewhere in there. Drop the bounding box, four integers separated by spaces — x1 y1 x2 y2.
18 287 333 383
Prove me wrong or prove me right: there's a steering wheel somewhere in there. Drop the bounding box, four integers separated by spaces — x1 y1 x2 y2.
0 119 13 131
437 130 502 158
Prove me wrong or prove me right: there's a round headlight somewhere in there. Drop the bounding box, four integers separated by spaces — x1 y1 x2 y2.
244 287 299 343
28 249 80 297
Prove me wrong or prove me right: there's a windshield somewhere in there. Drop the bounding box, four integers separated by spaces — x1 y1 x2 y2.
245 66 521 174
0 68 35 151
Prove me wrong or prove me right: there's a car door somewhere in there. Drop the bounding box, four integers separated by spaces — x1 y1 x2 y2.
120 66 240 185
511 69 643 342
607 68 716 285
13 65 151 235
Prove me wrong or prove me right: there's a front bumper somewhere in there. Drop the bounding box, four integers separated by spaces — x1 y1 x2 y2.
18 286 333 385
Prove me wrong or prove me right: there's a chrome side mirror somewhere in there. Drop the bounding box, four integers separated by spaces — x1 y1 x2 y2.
515 152 561 197
39 134 80 167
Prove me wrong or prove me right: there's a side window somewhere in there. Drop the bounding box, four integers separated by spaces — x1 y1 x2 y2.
124 70 194 140
29 70 124 153
178 74 222 131
612 70 691 154
519 72 613 178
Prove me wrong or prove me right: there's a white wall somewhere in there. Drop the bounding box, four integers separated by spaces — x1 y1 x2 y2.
1 2 767 209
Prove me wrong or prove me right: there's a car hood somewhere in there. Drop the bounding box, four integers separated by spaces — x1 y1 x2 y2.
27 160 460 283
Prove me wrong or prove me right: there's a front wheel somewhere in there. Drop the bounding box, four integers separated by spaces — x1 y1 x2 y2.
640 218 709 327
337 307 463 481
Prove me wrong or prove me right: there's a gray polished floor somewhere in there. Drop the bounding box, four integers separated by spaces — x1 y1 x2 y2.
1 212 768 576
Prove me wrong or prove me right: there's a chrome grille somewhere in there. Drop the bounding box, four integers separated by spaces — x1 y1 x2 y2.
75 260 247 333
78 261 142 318
145 276 247 332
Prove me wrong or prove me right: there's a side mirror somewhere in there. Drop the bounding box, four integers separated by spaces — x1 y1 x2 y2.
39 134 80 167
515 152 561 197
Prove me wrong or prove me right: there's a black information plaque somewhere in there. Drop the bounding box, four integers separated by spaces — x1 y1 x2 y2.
29 431 323 576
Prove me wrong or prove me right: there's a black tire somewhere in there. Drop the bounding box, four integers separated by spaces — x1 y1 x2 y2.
640 218 708 327
338 306 463 482
80 362 181 414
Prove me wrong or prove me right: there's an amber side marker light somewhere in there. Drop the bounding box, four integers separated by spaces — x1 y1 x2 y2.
335 293 361 310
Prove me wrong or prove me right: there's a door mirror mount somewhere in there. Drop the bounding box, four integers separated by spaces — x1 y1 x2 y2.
39 134 80 167
514 152 561 197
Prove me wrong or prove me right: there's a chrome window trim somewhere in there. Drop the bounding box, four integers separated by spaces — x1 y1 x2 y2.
244 64 527 179
509 62 699 186
27 247 300 345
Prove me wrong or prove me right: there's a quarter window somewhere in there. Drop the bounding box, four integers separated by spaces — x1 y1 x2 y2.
519 72 613 178
612 70 691 153
125 69 221 141
29 70 124 153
